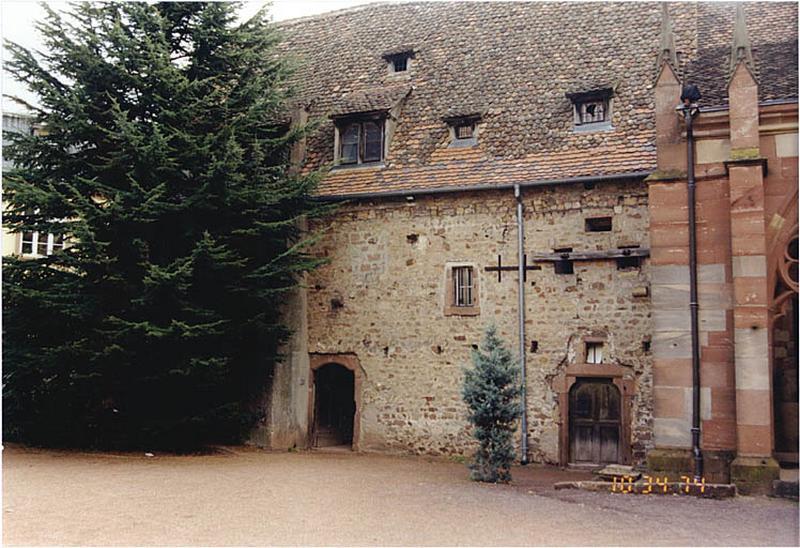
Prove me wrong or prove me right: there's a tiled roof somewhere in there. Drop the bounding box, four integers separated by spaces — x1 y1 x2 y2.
319 143 654 197
276 2 798 197
685 2 798 106
329 84 412 117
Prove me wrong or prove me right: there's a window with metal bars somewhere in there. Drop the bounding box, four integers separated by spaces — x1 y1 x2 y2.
566 88 613 131
453 266 474 307
577 100 608 125
445 115 480 148
455 123 474 140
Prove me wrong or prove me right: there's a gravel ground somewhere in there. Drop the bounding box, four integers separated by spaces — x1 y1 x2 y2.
3 445 798 546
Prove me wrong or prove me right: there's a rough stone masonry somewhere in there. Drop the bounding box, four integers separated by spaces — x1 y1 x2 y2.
304 181 653 464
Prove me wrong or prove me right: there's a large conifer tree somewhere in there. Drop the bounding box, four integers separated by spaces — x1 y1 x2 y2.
3 2 326 449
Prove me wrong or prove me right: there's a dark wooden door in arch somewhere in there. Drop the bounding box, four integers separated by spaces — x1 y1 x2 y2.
569 378 621 464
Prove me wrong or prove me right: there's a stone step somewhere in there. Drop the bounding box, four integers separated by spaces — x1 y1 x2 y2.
315 429 344 447
594 464 642 481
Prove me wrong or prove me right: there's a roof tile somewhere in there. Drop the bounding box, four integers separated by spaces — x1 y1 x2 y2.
277 2 797 197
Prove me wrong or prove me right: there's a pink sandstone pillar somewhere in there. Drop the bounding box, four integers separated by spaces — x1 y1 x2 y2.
647 57 699 475
727 61 779 492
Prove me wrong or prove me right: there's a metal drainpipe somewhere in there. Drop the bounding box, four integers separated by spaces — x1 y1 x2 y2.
684 107 703 481
515 184 529 465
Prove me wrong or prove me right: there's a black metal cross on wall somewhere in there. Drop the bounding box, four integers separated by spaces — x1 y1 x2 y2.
485 254 542 282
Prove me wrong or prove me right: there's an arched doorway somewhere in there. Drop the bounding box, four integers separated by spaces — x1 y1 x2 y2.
312 363 355 447
308 353 362 450
569 378 621 464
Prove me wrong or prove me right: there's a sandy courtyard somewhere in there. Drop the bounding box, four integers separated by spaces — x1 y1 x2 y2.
2 445 798 546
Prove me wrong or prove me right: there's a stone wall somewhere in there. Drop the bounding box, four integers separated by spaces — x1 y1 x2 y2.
306 180 653 463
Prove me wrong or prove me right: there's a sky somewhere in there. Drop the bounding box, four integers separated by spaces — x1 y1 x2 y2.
0 0 381 113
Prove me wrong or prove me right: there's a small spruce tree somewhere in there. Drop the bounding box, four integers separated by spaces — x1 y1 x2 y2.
3 2 328 450
462 325 521 482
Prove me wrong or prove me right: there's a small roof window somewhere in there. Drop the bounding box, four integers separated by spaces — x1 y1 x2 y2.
566 88 614 131
391 56 408 72
443 113 481 148
383 49 414 74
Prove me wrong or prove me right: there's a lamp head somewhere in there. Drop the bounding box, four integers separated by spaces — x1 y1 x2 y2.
679 84 702 118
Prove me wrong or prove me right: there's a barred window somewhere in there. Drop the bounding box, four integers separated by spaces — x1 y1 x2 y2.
445 114 480 148
455 123 474 140
577 100 608 125
445 263 479 316
453 266 474 307
566 88 613 130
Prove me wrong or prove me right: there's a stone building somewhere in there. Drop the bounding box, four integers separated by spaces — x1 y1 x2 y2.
250 1 798 493
2 112 52 257
1 2 795 494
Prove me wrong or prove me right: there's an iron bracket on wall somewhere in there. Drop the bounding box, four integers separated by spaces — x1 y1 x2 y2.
485 248 650 282
529 247 651 262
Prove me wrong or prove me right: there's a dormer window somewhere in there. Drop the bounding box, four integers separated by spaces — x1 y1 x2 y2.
444 114 480 148
578 101 606 124
335 116 385 166
566 88 613 131
383 50 414 74
391 55 408 72
455 123 474 140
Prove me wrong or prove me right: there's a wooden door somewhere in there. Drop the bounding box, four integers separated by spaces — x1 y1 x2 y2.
569 379 621 464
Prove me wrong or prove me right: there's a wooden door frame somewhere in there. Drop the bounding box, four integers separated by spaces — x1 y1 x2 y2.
555 364 635 466
308 353 363 451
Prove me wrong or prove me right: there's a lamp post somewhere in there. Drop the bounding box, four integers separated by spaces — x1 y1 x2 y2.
678 83 703 481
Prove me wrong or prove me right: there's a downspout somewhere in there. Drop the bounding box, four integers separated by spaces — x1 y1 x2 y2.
515 184 529 465
683 105 703 481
